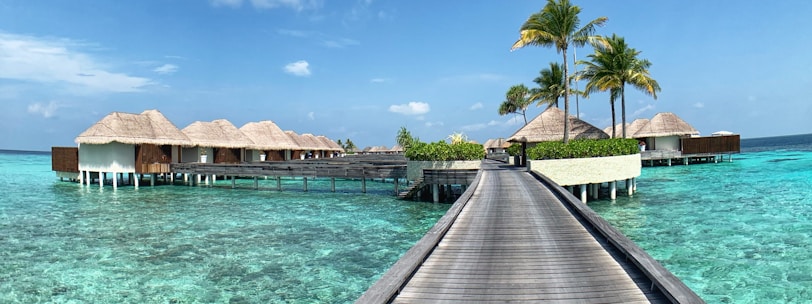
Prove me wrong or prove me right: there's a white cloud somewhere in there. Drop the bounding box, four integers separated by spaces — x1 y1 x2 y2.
0 32 152 93
27 101 60 118
212 0 320 10
370 78 387 83
211 0 243 7
153 64 178 75
307 111 315 120
425 121 444 127
693 102 705 108
632 104 656 117
389 101 430 115
469 102 483 110
284 60 311 76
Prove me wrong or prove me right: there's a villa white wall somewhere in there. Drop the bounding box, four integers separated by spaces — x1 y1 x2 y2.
78 142 135 173
528 154 641 186
654 136 681 151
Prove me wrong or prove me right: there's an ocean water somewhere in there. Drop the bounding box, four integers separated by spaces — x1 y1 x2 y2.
0 152 449 303
589 134 812 303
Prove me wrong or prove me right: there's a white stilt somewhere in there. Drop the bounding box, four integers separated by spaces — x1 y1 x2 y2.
150 174 155 187
134 174 139 189
684 157 688 165
592 183 599 200
231 176 236 189
432 184 440 203
633 177 638 191
254 177 258 190
610 181 617 200
170 173 174 184
303 177 308 192
667 159 672 166
580 184 587 203
99 172 103 188
626 178 633 196
197 174 202 185
330 178 336 192
113 172 118 189
184 173 188 183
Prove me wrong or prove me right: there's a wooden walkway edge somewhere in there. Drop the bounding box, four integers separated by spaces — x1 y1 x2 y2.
357 161 704 303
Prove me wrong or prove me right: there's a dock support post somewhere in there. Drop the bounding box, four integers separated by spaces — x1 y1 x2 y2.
113 172 118 189
633 177 637 191
592 183 599 200
580 184 587 203
330 178 336 192
150 174 155 187
362 177 367 193
212 175 217 184
254 177 258 190
99 172 103 188
303 177 308 192
197 174 202 185
184 173 188 184
231 176 236 189
170 173 174 184
432 184 440 203
394 178 399 195
626 178 633 196
610 181 617 200
667 159 672 166
134 174 139 189
684 157 688 165
85 171 91 186
276 176 282 191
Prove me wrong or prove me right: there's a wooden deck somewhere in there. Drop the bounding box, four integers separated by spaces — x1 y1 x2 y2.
358 161 703 303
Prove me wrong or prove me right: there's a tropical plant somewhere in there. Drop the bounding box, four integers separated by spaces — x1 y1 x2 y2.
447 132 468 145
405 141 484 161
526 138 638 159
530 62 566 108
344 138 357 151
498 84 533 125
396 127 419 150
577 34 660 138
512 0 607 143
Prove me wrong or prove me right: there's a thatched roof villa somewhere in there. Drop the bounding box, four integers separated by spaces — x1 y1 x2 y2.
633 112 699 151
182 119 253 163
483 138 509 154
240 121 299 161
316 135 345 157
74 109 191 187
508 107 609 144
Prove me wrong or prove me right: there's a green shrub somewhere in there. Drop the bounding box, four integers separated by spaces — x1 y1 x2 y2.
526 138 639 160
506 143 522 156
405 141 485 161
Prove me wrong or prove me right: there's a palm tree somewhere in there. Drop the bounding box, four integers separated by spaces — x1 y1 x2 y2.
577 34 661 138
530 62 566 109
512 0 607 143
498 84 533 125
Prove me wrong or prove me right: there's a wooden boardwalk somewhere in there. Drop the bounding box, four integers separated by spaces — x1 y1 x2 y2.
359 161 703 303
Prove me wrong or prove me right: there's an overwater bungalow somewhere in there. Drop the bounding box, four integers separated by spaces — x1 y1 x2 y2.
73 109 191 188
603 119 649 139
240 121 298 161
315 135 345 158
284 131 316 159
389 144 404 154
181 119 253 163
634 112 739 165
483 138 509 154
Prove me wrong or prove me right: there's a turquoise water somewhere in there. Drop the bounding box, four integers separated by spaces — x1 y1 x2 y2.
589 135 812 303
0 152 449 303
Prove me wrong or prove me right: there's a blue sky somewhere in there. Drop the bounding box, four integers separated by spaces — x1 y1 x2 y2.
1 1 811 151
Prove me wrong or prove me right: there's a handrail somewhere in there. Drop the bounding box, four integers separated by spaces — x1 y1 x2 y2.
528 170 705 304
355 162 484 303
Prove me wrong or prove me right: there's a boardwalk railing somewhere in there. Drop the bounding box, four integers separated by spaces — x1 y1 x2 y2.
529 171 704 304
356 168 484 303
171 162 406 179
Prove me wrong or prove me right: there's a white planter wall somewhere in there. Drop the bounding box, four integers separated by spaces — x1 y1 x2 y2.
528 154 641 186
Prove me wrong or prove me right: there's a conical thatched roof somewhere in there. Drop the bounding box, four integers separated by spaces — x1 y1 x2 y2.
284 131 319 150
626 119 650 138
240 121 299 150
507 107 609 143
390 144 404 153
316 135 345 152
182 119 253 149
484 138 508 150
301 133 327 151
75 109 191 146
633 113 699 138
369 145 388 153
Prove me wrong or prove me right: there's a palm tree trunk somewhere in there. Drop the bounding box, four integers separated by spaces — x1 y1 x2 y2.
620 84 627 138
610 98 616 139
562 49 570 144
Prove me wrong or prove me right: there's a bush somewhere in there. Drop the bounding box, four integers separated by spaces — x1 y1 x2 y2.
506 143 522 156
405 141 485 161
526 138 639 160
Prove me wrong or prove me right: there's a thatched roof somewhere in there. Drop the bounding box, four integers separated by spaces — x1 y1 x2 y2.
284 131 318 150
633 113 699 138
507 107 609 143
390 144 404 153
75 109 191 146
182 119 253 149
603 119 650 139
484 138 508 149
302 133 328 151
369 145 389 153
316 135 345 152
240 121 299 150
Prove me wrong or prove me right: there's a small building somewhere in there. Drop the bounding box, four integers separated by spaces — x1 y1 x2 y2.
74 109 191 188
181 119 253 163
389 144 404 154
240 121 299 161
633 113 698 151
483 138 509 154
316 135 345 158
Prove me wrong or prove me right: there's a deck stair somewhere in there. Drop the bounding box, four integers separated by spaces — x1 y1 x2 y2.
397 177 424 200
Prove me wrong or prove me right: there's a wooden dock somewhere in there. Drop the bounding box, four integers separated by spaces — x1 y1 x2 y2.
358 161 703 303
